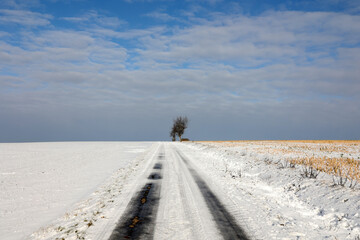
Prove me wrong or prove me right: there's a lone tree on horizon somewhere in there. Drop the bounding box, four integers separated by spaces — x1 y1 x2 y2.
170 124 177 141
170 116 188 141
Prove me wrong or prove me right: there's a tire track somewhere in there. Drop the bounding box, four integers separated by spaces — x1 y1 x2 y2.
176 150 250 240
109 153 164 240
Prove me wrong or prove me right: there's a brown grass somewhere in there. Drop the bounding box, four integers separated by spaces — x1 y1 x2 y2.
289 157 360 186
198 140 360 187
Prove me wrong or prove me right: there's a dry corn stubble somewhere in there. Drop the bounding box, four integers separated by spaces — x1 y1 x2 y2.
199 140 360 187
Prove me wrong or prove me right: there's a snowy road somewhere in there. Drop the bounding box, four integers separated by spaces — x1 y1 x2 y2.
108 143 250 240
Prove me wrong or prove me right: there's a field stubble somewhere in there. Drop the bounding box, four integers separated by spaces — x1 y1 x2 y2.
202 140 360 188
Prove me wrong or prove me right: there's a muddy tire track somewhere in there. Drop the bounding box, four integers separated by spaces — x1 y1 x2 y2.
109 157 163 240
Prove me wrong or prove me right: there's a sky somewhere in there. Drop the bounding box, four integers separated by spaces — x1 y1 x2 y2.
0 0 359 142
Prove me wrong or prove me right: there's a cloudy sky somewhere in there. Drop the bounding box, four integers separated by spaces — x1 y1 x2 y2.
0 0 359 142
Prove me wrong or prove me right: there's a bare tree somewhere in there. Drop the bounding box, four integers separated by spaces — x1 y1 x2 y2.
173 116 188 141
170 125 176 141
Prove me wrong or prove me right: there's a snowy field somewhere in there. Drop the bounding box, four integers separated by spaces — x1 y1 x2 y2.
1 141 359 240
184 141 360 239
0 142 154 240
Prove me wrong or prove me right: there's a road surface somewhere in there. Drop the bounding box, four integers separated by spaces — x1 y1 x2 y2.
108 143 250 240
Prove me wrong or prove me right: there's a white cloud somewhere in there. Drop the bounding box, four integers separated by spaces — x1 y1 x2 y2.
0 0 41 9
130 11 360 72
145 11 179 22
1 8 360 140
0 75 26 88
61 11 127 28
187 0 223 5
29 30 95 49
0 9 52 26
0 31 10 37
90 26 165 39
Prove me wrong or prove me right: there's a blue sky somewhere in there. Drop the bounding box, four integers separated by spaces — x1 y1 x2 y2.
0 0 360 141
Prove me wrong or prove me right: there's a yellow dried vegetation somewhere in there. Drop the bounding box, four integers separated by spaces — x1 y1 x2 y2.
199 140 360 188
289 156 360 187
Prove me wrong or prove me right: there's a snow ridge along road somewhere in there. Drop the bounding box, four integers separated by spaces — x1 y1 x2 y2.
109 143 250 240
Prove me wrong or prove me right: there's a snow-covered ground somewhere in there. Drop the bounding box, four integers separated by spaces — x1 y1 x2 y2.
1 141 359 239
181 141 360 239
0 142 154 240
